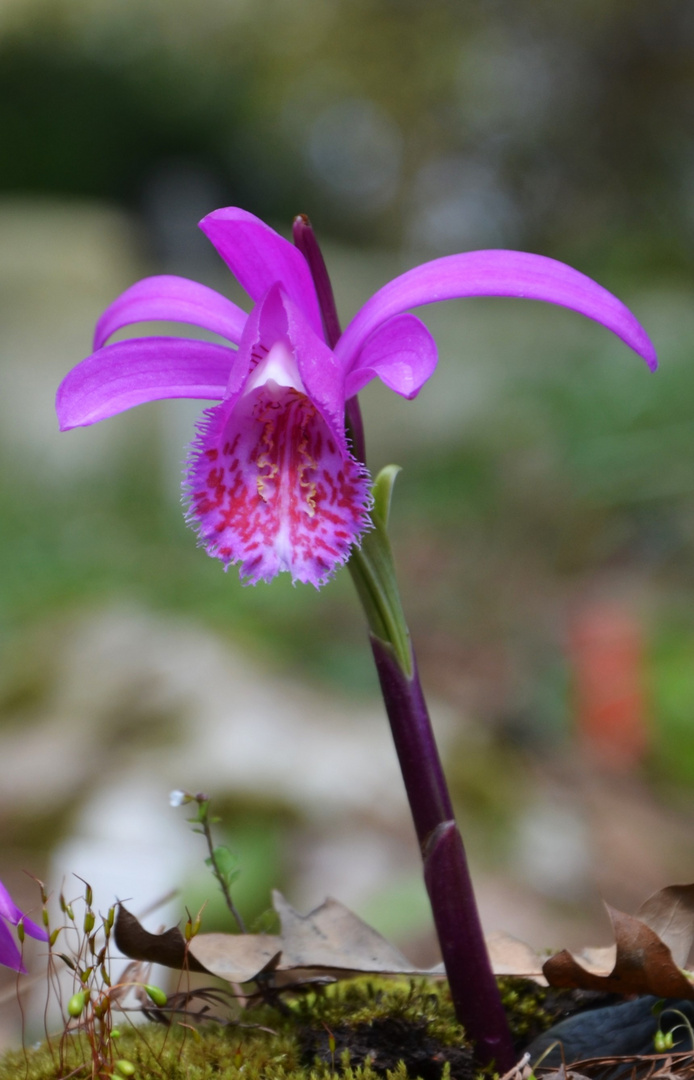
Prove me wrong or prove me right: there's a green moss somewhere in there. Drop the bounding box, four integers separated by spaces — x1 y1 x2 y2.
0 977 558 1080
498 979 551 1045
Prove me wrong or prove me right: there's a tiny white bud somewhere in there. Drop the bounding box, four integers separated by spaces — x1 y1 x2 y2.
168 789 188 808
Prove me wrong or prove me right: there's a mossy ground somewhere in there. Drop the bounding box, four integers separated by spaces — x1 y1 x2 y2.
0 977 554 1080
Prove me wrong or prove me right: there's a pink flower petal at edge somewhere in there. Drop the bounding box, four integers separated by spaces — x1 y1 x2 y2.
56 338 235 430
0 919 24 973
345 313 438 400
93 275 248 350
0 881 48 942
199 208 324 339
336 250 658 374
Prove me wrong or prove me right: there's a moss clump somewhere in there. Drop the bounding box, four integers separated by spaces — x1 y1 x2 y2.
498 978 552 1049
0 976 558 1080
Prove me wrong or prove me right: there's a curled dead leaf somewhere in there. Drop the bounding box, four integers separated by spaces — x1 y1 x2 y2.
114 905 208 973
543 898 694 999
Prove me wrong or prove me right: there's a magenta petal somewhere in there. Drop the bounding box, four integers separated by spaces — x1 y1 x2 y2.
199 208 324 339
336 250 658 373
0 882 23 925
281 290 348 446
0 881 47 941
0 919 24 973
57 338 234 430
344 313 438 399
93 275 248 350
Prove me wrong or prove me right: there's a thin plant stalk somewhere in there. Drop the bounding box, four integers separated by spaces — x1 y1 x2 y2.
293 215 516 1071
191 794 247 934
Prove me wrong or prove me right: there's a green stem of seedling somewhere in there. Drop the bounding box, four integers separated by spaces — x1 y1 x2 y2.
195 796 247 934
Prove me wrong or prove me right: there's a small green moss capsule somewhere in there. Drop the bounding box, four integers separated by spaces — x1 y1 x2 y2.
67 992 86 1018
83 911 95 934
114 1059 136 1077
16 920 25 944
49 928 61 947
144 984 167 1006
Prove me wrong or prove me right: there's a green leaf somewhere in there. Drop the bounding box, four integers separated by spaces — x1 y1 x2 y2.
205 846 239 882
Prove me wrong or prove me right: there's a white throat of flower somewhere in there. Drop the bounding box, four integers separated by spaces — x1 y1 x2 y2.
243 340 305 397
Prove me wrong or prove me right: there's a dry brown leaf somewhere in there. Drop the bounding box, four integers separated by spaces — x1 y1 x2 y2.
114 905 208 973
486 931 547 983
637 885 694 969
271 891 416 972
543 902 694 998
115 892 551 988
188 892 432 983
186 934 283 984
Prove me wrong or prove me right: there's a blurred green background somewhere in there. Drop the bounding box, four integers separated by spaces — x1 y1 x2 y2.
2 0 694 1039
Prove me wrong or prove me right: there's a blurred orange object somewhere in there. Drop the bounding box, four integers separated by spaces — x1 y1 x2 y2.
569 601 650 771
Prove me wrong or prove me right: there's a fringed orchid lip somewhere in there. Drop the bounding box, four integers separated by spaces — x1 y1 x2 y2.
56 205 657 585
186 373 371 588
185 292 372 587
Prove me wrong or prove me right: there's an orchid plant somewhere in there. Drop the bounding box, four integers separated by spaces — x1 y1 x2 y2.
57 207 656 1069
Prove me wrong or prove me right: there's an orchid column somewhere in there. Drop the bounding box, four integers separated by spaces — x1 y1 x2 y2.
293 216 516 1070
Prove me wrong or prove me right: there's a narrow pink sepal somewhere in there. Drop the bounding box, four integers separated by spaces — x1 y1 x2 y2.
336 250 658 374
199 208 324 339
93 275 248 351
57 338 235 430
344 313 438 400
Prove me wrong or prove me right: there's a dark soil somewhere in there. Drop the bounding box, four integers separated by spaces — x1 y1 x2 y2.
301 1015 476 1080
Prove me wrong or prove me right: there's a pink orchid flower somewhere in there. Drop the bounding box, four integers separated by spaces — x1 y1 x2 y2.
56 207 657 587
0 880 48 972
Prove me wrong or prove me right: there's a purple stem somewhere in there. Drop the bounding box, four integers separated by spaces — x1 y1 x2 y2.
294 214 515 1069
370 638 516 1071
